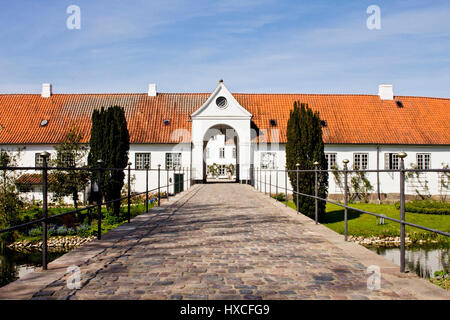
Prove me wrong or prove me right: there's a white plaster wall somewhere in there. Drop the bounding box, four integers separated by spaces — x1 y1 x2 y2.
253 144 450 197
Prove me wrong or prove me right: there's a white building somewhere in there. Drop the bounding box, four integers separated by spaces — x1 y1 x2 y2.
0 80 449 203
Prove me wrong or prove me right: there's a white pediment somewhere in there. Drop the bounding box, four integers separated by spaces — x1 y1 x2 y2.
191 82 252 119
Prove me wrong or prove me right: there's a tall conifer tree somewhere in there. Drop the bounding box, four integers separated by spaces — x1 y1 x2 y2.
286 102 328 220
88 106 130 217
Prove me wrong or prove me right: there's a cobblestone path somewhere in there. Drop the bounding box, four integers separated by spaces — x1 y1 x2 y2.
1 184 448 300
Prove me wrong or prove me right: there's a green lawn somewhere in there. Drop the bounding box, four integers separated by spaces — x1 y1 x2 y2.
285 200 450 242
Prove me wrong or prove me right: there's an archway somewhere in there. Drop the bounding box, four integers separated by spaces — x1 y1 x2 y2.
202 124 239 183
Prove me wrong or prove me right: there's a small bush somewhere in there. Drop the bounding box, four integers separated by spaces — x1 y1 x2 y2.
28 226 42 237
56 226 68 236
66 227 77 236
272 193 285 201
395 200 450 215
77 224 92 238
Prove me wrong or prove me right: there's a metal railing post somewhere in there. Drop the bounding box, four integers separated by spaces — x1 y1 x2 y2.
399 152 407 273
264 170 267 194
276 169 278 197
40 152 50 270
158 164 161 206
145 164 149 212
259 167 262 191
166 167 169 200
296 163 299 214
285 169 287 207
269 169 272 197
343 159 349 241
127 163 131 223
97 159 103 240
314 161 319 224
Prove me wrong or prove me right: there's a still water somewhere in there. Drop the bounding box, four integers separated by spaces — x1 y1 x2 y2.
367 244 449 278
0 248 67 288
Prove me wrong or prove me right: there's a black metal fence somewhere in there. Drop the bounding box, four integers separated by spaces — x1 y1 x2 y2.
253 154 450 273
0 154 193 270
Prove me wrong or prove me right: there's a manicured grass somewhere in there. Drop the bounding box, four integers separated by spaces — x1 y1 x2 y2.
285 200 450 242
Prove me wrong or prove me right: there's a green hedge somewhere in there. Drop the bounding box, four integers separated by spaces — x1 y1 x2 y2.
395 200 450 215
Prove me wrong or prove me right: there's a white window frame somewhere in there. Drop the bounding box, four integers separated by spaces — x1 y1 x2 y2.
205 148 210 159
385 153 399 170
165 153 182 170
232 147 236 159
416 153 431 170
35 153 45 167
354 153 368 170
325 153 337 169
135 153 151 170
219 148 225 159
260 152 277 169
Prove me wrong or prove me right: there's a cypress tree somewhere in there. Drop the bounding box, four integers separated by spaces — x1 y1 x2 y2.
286 102 328 220
88 106 130 217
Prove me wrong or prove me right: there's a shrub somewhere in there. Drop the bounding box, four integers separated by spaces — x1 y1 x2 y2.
66 227 77 236
56 226 68 236
77 224 92 238
272 193 285 201
395 200 450 215
28 226 42 237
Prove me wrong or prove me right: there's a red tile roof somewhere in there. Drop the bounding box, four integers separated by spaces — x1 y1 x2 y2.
0 93 448 145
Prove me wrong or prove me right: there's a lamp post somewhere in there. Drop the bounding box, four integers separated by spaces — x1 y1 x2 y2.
40 151 50 270
296 163 300 214
127 162 132 223
96 159 104 240
145 164 149 213
314 161 319 224
343 159 349 241
398 151 407 272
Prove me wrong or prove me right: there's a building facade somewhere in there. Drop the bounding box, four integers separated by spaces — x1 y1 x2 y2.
0 81 449 203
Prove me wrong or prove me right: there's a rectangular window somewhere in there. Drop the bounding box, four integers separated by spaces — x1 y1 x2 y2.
232 147 236 159
354 153 368 170
205 148 210 159
35 153 45 167
219 148 225 158
58 152 75 167
135 153 151 170
385 153 399 170
260 152 277 169
325 153 337 169
218 165 226 176
165 153 182 170
416 153 431 170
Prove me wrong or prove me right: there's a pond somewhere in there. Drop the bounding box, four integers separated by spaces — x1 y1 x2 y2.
367 244 449 278
0 248 68 288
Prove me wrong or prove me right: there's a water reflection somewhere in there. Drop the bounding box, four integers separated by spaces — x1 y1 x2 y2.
0 248 67 287
367 245 449 278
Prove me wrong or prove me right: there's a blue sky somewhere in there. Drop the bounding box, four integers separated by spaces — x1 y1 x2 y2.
0 0 449 97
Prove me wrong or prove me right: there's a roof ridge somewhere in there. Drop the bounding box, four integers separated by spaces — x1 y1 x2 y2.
0 92 448 99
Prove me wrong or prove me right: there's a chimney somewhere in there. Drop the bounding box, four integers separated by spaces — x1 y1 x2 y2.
41 83 52 98
148 83 157 97
378 84 393 100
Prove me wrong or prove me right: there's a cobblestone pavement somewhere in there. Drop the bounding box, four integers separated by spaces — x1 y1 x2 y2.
5 184 448 300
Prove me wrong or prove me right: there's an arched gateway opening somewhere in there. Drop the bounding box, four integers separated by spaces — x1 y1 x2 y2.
202 124 239 183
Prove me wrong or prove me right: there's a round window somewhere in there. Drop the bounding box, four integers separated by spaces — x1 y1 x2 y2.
216 96 228 109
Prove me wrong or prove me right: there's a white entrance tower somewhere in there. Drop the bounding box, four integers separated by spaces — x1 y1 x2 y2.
191 80 252 183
